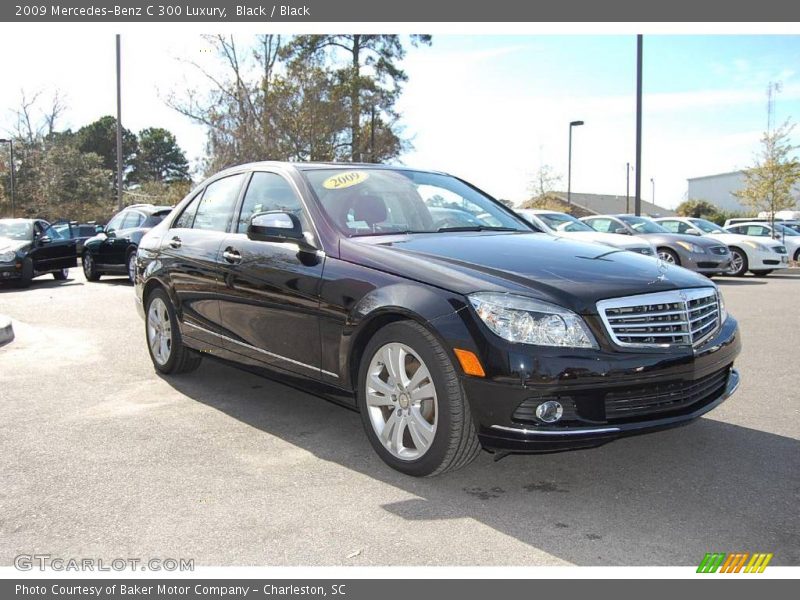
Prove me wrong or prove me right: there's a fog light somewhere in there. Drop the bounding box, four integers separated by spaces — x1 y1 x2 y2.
535 400 563 423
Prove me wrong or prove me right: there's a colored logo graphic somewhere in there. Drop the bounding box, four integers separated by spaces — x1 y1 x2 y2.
697 552 773 573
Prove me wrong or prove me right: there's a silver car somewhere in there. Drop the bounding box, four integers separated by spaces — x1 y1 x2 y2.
580 214 732 275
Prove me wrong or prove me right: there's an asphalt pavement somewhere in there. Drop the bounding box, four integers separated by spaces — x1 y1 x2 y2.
1 268 798 566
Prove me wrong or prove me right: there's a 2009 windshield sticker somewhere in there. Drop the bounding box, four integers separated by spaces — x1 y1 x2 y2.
322 171 369 190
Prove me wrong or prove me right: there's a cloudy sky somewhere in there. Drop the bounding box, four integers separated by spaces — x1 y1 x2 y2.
1 32 799 209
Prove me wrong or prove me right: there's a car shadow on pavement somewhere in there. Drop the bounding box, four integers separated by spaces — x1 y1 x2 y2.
0 279 83 292
162 358 800 567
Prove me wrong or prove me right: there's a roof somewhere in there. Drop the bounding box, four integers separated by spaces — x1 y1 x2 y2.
548 191 677 217
686 169 745 182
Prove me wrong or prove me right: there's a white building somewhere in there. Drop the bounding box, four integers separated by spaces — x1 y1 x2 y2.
687 170 800 214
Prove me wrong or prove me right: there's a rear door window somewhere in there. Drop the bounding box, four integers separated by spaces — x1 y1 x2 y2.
192 174 245 232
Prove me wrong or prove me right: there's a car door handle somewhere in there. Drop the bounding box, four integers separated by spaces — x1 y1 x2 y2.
169 236 182 249
223 248 242 264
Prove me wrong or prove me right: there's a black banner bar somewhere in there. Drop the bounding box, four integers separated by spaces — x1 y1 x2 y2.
3 0 800 22
3 579 798 600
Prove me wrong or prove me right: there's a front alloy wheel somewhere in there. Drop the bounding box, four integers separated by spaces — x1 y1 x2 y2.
657 248 679 265
365 342 438 461
728 247 748 277
357 321 481 477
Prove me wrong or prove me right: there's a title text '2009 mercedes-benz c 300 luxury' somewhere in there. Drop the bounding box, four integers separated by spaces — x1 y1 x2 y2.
134 163 741 476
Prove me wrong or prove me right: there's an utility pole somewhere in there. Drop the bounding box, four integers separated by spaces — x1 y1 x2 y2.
634 35 643 217
567 120 584 208
116 34 123 211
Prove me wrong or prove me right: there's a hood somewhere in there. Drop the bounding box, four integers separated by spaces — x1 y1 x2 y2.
557 230 651 250
341 232 713 314
0 238 30 254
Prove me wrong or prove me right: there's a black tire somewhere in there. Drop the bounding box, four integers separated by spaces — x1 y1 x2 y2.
794 249 800 262
53 268 69 281
82 252 101 281
357 320 481 477
751 270 773 277
728 247 748 277
657 248 680 266
15 257 33 288
144 288 202 375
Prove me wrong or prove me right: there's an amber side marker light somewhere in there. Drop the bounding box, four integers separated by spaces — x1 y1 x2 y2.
454 348 485 377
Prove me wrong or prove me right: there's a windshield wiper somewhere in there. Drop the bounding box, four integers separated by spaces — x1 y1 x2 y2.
435 226 520 233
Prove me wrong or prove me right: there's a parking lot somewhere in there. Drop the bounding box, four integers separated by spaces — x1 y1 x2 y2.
1 268 798 566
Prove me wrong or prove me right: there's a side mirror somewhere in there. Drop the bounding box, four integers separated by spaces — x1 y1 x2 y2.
687 229 702 236
38 235 52 245
105 229 116 238
614 227 630 235
247 211 307 245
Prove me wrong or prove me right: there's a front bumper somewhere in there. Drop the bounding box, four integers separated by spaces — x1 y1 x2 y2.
456 312 741 453
477 368 739 452
681 253 732 274
749 249 789 270
0 264 22 280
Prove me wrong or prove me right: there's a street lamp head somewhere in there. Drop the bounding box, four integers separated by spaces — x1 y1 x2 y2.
570 120 585 127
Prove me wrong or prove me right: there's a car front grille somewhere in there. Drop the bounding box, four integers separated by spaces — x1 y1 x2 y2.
604 367 730 420
597 287 721 348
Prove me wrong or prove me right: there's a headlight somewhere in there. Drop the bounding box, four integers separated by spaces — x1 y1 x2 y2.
742 240 768 251
718 290 727 324
676 241 705 253
0 250 15 262
468 292 598 349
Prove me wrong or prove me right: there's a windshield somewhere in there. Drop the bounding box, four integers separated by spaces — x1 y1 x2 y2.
537 212 595 232
690 218 726 234
303 168 530 236
0 220 33 241
619 215 669 234
775 223 799 236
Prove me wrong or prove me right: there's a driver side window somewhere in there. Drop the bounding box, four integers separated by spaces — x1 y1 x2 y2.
586 218 612 233
105 212 125 233
659 220 680 233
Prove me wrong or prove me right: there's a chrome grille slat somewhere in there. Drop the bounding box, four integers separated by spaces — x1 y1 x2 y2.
597 288 721 348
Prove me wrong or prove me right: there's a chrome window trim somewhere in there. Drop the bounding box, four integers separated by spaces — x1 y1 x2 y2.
184 321 338 378
597 287 721 349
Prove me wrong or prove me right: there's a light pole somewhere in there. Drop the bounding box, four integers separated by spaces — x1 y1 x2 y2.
116 34 123 211
634 34 643 216
626 162 632 213
650 177 655 205
0 138 15 218
567 120 584 208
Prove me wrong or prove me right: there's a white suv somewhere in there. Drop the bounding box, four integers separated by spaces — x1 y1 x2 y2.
517 209 656 257
655 217 789 277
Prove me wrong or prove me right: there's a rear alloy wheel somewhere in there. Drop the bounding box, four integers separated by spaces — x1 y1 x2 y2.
657 248 680 266
145 288 202 375
53 268 69 281
728 247 748 277
127 251 137 283
82 252 100 281
357 321 480 477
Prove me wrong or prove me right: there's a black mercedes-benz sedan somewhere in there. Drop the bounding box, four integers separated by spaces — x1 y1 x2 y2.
134 163 741 476
0 218 79 286
82 204 172 283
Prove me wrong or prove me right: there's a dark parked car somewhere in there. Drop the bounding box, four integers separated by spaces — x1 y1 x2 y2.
82 204 172 283
0 218 79 286
580 214 732 275
51 220 103 254
135 163 741 476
